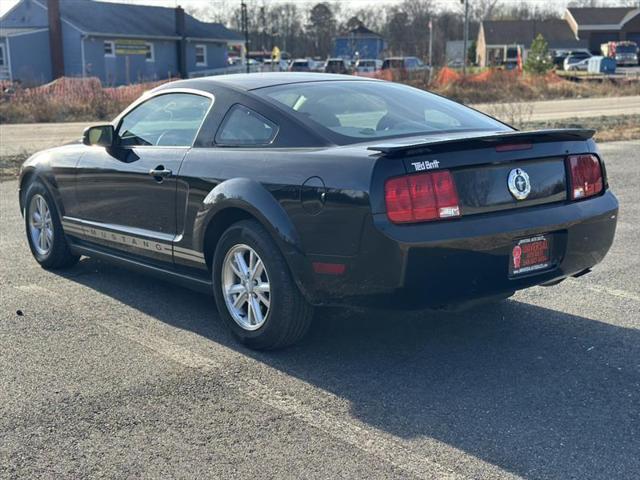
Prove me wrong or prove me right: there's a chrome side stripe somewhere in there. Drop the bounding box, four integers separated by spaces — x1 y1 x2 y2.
61 219 206 264
174 245 205 260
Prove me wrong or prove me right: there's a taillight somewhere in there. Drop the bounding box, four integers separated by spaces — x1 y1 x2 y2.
566 154 603 200
385 171 460 224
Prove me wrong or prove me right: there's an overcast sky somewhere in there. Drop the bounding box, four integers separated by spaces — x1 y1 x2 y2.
1 0 638 19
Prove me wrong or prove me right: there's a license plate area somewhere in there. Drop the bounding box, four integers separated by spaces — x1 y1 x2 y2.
509 234 555 277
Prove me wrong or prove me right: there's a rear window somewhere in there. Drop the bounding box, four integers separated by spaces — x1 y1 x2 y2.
254 81 507 143
382 59 404 69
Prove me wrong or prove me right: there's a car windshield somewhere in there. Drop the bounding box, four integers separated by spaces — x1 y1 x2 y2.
255 81 507 142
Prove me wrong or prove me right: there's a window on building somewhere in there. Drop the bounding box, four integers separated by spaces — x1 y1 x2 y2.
145 42 155 62
215 105 278 146
104 40 115 57
195 44 207 66
117 93 212 147
0 44 5 67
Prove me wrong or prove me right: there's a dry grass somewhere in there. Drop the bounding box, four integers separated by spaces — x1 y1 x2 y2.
0 77 173 124
520 114 640 143
2 71 638 124
423 70 640 105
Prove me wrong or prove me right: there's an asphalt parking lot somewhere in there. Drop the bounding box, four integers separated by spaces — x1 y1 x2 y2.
1 140 638 479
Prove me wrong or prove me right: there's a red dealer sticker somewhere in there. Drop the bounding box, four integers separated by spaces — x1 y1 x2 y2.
509 234 553 277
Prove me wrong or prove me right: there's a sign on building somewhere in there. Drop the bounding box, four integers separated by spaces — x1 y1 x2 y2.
115 39 148 55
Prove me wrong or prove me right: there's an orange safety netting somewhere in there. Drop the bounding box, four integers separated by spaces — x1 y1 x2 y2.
433 67 461 86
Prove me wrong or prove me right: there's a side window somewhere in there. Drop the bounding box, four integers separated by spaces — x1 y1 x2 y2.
195 44 207 66
117 93 211 147
104 40 114 57
215 105 278 146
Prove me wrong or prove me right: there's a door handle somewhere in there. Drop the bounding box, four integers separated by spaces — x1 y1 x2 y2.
149 166 172 181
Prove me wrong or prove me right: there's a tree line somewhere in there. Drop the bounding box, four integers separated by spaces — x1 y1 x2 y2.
187 0 638 64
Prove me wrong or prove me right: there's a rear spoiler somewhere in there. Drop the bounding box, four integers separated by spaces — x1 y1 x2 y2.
367 129 595 157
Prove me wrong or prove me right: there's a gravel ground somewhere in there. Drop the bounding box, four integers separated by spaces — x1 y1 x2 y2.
1 141 638 479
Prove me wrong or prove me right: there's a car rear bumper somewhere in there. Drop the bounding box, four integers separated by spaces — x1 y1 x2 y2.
307 191 618 308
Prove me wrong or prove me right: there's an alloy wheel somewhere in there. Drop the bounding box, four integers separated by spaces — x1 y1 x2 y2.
222 244 271 331
28 194 54 257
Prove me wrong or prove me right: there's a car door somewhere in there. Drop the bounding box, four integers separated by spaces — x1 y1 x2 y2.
73 91 213 264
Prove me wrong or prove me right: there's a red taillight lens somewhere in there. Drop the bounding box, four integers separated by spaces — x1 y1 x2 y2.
566 154 603 200
385 171 460 224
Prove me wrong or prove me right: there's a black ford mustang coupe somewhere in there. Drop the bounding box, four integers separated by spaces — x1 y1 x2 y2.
19 73 618 349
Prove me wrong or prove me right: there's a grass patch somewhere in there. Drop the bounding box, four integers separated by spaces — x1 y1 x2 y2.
519 114 640 143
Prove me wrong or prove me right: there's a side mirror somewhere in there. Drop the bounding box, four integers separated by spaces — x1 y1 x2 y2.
83 124 114 147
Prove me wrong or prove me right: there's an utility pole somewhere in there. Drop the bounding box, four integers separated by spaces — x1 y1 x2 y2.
241 2 249 73
260 6 267 51
462 0 469 76
428 18 433 67
428 17 433 83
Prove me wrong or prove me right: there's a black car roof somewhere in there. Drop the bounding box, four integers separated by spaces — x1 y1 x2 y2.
156 72 374 93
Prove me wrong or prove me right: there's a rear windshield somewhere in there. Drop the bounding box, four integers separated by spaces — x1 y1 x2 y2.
358 61 375 67
254 80 507 142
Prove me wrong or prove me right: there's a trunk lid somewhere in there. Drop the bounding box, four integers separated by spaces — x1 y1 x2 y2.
369 129 595 217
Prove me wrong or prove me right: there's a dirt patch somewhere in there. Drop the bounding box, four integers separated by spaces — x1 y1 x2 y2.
0 153 29 182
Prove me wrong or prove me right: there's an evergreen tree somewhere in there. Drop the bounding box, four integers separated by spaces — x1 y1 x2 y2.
524 34 553 74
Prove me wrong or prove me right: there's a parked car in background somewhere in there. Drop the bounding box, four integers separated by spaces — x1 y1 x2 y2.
564 52 592 71
382 57 430 80
381 56 428 72
601 41 639 66
565 58 590 71
354 59 382 73
324 58 350 74
310 59 326 72
553 49 591 69
261 59 289 72
289 58 314 72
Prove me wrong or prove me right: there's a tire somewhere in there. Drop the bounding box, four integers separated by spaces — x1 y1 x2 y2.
23 179 80 269
212 219 313 350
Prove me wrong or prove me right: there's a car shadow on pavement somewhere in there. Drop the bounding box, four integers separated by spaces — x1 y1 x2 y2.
60 257 640 480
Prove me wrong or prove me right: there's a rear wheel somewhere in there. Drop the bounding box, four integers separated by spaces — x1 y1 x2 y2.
24 180 79 269
212 220 313 350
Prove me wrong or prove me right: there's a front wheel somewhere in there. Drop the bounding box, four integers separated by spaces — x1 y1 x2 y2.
212 220 313 350
24 180 79 269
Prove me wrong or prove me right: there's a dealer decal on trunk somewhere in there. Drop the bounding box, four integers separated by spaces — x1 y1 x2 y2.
411 159 440 171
